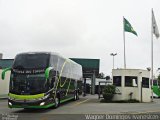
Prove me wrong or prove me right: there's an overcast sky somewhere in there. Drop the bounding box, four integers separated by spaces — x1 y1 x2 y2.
0 0 160 76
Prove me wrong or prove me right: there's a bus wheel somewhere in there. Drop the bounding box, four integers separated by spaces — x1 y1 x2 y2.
54 97 60 108
74 91 78 101
74 92 77 101
77 91 79 100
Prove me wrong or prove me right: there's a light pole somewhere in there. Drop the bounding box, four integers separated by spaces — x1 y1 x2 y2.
110 53 117 69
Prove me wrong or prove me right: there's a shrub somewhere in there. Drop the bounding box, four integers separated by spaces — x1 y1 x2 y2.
102 85 116 101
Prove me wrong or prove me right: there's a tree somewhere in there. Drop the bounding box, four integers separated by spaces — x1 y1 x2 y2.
98 72 105 79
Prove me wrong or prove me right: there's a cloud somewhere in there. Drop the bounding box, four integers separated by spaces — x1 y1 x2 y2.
0 0 160 75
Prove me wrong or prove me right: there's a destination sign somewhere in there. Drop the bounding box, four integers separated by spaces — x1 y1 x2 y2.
12 68 45 74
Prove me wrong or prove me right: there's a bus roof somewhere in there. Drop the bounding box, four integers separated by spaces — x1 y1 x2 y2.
15 52 82 68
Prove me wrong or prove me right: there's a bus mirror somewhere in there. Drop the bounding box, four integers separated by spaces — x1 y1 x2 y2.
45 67 54 79
1 68 11 80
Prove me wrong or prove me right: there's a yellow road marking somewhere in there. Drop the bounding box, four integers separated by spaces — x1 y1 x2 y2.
135 109 160 114
121 109 160 114
72 98 90 106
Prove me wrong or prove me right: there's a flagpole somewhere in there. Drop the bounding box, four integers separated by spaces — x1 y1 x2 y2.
123 16 126 69
151 9 153 102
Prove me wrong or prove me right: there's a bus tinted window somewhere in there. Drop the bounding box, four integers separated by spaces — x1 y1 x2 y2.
13 54 49 69
50 55 58 70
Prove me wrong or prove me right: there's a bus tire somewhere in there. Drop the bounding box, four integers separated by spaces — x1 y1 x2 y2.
54 96 60 108
77 89 80 100
77 91 79 100
74 90 79 100
74 91 77 101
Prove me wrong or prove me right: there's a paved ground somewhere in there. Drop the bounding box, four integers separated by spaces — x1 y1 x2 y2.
0 95 160 120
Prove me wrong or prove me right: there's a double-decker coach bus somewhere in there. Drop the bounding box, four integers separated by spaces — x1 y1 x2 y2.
1 52 83 108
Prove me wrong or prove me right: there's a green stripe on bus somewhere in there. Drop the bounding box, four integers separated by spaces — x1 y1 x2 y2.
60 97 74 103
9 93 45 100
9 97 74 108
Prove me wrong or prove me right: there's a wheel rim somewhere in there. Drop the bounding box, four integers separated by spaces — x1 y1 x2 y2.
77 92 79 99
74 93 77 100
55 97 59 107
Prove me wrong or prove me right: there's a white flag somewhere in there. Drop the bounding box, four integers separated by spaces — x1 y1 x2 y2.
152 9 159 38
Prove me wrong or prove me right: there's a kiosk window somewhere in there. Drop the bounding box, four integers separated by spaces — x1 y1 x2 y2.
113 76 121 86
125 76 138 87
142 77 149 88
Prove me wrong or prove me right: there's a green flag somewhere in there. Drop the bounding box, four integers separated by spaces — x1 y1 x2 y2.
124 18 137 36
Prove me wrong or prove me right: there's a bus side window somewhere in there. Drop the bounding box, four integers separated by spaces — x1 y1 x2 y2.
57 57 65 73
50 55 58 71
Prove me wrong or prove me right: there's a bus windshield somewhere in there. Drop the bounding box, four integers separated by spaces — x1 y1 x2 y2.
9 73 50 95
13 53 49 69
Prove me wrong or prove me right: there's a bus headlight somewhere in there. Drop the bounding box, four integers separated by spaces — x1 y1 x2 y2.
9 102 12 106
40 102 45 106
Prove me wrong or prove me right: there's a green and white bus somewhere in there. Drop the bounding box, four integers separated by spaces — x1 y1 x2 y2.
1 52 83 108
153 79 160 98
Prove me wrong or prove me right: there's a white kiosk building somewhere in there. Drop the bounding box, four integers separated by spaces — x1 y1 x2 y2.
112 69 151 102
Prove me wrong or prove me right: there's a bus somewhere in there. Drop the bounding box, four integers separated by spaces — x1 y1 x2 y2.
153 79 160 98
1 52 83 108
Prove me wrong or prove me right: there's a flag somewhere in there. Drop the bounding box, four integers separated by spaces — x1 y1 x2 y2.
152 10 159 38
124 17 138 36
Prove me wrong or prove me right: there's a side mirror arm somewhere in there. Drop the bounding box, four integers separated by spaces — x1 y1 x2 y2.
45 67 53 79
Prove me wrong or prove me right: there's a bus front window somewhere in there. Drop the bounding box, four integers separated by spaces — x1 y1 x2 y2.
13 53 49 69
10 74 50 95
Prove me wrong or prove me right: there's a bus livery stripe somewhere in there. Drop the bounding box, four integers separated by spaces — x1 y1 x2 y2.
9 93 44 100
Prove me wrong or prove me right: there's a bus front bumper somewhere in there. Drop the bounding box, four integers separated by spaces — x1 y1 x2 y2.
8 97 55 109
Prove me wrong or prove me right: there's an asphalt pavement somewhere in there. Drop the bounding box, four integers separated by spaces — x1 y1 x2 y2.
0 95 160 120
